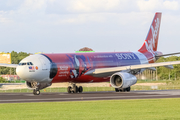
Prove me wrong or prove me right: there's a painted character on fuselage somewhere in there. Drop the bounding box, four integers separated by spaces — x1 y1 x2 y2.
66 54 91 78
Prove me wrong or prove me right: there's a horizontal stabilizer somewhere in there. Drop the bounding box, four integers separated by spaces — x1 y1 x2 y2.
164 65 174 69
156 52 180 57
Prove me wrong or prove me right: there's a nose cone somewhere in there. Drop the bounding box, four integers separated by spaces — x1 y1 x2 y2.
16 54 52 83
16 66 28 80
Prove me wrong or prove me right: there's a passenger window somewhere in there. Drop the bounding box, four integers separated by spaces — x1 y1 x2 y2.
27 63 30 65
30 62 33 65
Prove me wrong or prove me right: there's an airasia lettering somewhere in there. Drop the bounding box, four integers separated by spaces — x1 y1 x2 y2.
60 66 68 70
115 53 136 60
145 17 160 53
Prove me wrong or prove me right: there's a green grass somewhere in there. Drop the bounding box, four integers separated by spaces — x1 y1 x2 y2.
0 85 179 93
0 84 180 93
137 79 180 83
0 87 115 93
0 98 180 120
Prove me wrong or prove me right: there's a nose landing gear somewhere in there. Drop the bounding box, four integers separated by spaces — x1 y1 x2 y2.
67 84 83 93
33 88 40 95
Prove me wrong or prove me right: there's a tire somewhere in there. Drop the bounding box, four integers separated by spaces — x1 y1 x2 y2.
74 86 78 93
67 86 72 93
126 87 131 92
36 90 40 95
79 86 83 93
115 88 119 92
120 88 125 92
33 89 36 95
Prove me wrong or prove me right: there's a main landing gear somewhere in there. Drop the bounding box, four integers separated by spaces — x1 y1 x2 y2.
67 84 83 93
33 88 40 95
115 87 131 92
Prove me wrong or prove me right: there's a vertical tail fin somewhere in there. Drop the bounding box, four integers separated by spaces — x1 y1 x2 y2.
138 12 162 53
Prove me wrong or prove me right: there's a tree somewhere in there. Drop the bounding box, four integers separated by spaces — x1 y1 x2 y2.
0 51 30 75
79 47 93 51
0 77 7 83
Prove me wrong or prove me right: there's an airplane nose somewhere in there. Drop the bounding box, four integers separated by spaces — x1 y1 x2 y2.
16 54 52 83
16 66 28 80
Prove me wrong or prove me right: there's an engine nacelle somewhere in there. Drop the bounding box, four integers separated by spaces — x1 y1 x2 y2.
26 81 52 90
110 72 137 88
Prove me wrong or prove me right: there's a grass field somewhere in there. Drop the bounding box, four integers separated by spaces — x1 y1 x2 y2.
0 98 180 120
0 82 180 93
0 85 179 93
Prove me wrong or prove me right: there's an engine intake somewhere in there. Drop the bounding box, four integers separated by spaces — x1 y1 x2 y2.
110 72 137 88
26 81 52 90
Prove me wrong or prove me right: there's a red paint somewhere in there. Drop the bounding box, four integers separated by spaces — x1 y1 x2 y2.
139 12 162 63
42 13 162 84
44 52 141 83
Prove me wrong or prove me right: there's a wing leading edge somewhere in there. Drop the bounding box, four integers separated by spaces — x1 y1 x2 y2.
85 61 180 77
0 63 18 68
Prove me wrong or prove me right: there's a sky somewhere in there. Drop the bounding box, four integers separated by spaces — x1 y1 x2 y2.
0 0 180 54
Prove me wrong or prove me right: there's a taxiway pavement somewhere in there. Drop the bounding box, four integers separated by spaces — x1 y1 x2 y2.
0 90 180 103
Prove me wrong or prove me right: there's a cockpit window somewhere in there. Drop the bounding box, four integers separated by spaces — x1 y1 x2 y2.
22 63 26 65
19 62 33 66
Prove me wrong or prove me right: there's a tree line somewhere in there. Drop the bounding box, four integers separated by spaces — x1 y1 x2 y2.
156 56 180 80
0 51 29 75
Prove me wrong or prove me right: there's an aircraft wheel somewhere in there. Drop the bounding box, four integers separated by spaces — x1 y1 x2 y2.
74 86 78 93
67 86 72 93
33 89 36 95
126 87 131 92
79 86 83 93
36 90 40 95
33 89 40 95
115 88 120 92
120 88 125 92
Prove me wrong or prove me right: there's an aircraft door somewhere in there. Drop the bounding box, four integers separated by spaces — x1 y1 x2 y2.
39 56 48 70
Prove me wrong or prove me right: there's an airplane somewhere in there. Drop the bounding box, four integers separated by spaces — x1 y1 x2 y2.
1 12 180 95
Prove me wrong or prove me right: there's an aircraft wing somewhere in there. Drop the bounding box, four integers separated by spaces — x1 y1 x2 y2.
85 61 180 77
0 63 18 68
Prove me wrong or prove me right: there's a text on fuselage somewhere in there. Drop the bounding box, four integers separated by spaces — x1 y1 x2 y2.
115 53 136 60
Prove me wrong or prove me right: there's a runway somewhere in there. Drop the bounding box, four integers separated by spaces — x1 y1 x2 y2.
0 90 180 103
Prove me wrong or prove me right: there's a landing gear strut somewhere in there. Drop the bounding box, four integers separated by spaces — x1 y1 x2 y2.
67 84 83 93
33 88 40 95
115 87 131 92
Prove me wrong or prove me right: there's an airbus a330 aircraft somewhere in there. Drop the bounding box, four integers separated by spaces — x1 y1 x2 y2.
1 12 180 95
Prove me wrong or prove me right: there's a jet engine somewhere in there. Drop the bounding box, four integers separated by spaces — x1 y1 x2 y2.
110 72 137 88
26 81 52 90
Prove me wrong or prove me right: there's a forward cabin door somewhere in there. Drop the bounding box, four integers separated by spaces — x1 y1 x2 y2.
39 57 48 70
